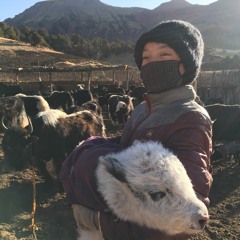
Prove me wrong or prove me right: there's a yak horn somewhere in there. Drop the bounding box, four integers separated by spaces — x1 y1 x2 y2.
1 116 8 131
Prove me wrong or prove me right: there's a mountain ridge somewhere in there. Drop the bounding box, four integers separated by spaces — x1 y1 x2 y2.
4 0 240 49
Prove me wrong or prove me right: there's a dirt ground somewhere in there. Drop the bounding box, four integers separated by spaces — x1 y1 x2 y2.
0 120 124 240
0 121 240 240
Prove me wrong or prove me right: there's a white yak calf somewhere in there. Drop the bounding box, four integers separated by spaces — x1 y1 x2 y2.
62 140 209 240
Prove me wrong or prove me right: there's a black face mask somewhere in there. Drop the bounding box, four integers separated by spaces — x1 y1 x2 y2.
140 60 185 93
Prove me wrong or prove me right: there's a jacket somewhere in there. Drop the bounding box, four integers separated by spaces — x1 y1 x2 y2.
99 85 213 240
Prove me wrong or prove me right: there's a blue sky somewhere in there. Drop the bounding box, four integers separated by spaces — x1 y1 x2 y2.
0 0 217 22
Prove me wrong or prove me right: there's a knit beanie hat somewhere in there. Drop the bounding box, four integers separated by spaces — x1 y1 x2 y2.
134 20 204 84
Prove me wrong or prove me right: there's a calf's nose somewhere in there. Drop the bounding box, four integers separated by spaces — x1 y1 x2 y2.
195 214 209 230
199 217 208 230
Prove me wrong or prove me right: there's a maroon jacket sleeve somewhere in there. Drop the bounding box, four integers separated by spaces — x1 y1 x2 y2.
164 111 213 206
60 136 123 207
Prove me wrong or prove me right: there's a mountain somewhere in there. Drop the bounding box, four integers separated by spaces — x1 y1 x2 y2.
4 0 240 50
5 0 148 41
154 0 192 12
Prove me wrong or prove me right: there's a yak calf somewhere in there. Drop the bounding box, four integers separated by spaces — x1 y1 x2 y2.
61 140 209 240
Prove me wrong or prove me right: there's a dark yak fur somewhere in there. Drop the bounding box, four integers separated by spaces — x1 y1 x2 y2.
44 90 75 113
205 103 240 142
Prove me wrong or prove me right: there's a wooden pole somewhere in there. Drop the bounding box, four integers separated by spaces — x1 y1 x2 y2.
126 66 129 90
16 72 19 84
112 69 115 84
87 71 91 91
49 71 53 92
81 71 84 82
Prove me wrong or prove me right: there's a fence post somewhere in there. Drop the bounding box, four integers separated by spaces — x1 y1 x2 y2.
125 66 129 90
16 72 19 84
112 69 115 84
48 71 52 92
212 70 215 81
87 71 92 91
81 71 84 81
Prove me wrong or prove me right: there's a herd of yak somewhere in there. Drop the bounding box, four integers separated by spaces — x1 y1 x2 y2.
0 81 239 190
0 82 136 188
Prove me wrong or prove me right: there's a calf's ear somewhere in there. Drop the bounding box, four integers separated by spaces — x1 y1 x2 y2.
99 156 127 183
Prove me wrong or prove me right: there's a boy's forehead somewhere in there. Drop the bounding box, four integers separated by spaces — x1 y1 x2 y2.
143 42 170 51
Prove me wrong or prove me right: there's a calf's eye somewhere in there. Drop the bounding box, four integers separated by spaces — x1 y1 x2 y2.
149 191 166 201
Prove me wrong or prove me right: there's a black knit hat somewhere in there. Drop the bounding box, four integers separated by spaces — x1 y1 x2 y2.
134 20 204 84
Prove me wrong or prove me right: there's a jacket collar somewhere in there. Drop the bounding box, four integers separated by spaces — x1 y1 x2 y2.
144 85 197 107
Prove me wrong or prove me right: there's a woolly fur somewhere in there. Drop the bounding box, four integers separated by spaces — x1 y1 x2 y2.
96 140 208 235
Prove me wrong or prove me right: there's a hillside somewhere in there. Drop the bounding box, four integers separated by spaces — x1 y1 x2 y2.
4 0 240 50
0 37 137 68
1 36 239 76
0 37 100 68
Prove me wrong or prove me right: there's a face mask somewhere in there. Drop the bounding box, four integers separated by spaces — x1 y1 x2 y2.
140 60 185 93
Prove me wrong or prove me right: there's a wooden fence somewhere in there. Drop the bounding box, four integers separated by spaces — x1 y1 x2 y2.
196 69 240 104
1 66 240 104
0 65 141 92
